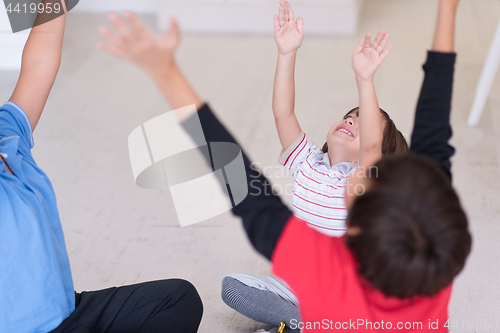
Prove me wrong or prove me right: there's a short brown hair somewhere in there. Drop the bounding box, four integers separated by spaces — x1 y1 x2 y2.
346 154 471 299
322 107 408 156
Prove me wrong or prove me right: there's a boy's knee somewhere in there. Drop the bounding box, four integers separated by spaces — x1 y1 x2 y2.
168 279 203 317
151 279 203 333
170 279 197 295
182 280 203 325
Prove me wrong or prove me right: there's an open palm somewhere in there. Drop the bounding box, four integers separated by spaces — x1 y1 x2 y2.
98 11 180 78
352 30 393 80
274 1 304 55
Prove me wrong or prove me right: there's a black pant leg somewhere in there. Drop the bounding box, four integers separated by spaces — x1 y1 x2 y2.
410 51 457 180
50 279 203 333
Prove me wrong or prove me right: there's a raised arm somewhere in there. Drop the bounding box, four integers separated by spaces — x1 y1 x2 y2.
272 1 303 150
97 11 202 121
352 30 393 168
410 0 460 180
98 12 292 259
432 0 459 53
9 0 67 131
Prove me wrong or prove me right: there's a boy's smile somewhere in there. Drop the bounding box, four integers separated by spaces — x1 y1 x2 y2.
335 125 355 138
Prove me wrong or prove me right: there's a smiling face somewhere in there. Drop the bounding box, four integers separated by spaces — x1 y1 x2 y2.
326 108 361 163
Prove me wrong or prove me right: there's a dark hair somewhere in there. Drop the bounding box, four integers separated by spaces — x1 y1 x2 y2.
346 154 471 299
321 107 409 156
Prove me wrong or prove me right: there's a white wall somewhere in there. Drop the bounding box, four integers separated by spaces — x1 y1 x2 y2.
72 0 361 35
0 0 361 69
72 0 157 13
157 1 359 35
0 4 29 70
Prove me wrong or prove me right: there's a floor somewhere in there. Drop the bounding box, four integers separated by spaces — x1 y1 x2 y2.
0 0 499 332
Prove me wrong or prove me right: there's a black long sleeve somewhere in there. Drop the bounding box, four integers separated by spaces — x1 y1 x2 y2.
410 51 457 180
183 105 292 260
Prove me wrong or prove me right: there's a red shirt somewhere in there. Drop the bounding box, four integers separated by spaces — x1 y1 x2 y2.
272 216 452 332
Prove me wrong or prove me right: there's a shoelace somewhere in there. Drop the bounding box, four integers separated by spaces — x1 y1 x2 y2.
277 322 286 333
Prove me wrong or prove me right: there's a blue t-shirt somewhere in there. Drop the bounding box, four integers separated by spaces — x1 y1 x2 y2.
0 102 74 333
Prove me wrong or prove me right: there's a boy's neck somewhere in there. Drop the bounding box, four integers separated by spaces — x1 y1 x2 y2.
327 148 358 166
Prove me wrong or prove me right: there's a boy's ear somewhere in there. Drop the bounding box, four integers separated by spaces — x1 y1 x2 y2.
346 226 361 236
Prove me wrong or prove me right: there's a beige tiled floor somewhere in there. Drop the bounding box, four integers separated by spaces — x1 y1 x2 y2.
1 0 499 332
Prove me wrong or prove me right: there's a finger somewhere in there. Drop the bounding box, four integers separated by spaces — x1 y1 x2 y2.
279 5 286 27
168 16 180 40
96 41 126 59
286 1 295 22
283 0 289 22
98 24 123 46
107 12 136 41
123 10 150 38
273 14 281 33
372 29 385 50
354 36 365 54
380 44 393 62
377 33 390 54
363 32 371 49
296 17 304 33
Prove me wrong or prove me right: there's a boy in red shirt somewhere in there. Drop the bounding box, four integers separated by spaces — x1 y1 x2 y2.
271 1 470 331
98 0 470 331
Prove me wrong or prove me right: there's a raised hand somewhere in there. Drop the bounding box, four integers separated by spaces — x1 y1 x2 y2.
274 0 304 56
97 11 180 79
352 30 393 81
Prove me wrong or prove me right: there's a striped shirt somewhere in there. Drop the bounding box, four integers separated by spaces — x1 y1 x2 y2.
279 132 356 237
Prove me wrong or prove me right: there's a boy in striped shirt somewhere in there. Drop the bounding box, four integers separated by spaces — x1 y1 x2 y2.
274 0 406 236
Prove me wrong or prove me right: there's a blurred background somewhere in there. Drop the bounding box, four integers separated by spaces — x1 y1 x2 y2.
1 0 500 332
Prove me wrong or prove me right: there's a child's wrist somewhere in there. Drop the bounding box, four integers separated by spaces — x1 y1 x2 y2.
439 0 459 13
355 75 375 84
150 61 178 82
278 50 298 58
